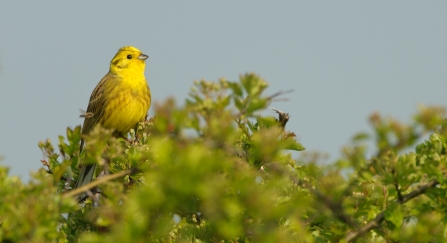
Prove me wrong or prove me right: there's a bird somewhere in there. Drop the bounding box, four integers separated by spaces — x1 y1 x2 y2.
75 46 151 199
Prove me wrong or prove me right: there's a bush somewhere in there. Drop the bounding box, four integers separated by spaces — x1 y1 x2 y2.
1 73 446 242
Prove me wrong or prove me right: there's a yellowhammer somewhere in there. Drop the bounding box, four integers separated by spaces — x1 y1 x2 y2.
75 46 151 196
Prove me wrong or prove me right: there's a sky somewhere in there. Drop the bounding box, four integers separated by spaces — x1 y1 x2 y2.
1 2 446 180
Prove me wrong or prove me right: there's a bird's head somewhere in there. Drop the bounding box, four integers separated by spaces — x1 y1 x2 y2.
109 46 148 75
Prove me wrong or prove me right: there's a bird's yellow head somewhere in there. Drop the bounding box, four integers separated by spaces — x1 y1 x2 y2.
109 46 148 75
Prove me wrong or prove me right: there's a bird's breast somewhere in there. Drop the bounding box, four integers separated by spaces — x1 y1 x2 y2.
100 80 150 134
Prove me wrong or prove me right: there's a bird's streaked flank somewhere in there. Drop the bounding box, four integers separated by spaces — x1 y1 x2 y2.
75 46 151 199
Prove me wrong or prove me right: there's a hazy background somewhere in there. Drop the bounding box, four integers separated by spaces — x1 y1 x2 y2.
1 2 446 180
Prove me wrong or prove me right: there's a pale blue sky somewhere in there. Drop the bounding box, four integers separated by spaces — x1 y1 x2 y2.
1 2 446 180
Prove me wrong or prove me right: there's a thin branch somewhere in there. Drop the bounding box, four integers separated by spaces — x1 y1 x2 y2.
267 89 294 101
234 90 293 117
344 179 439 242
394 177 404 203
62 168 138 199
313 190 359 228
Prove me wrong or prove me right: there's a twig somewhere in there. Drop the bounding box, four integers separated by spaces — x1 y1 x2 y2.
267 89 294 101
344 180 439 242
394 177 404 203
62 168 138 199
313 190 359 229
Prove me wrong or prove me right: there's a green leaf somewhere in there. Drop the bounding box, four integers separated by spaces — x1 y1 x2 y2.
384 204 403 228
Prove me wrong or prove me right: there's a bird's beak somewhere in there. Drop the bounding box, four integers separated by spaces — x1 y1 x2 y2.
138 54 149 60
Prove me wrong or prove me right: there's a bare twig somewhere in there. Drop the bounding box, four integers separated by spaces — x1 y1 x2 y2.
344 180 439 242
62 168 138 199
267 89 294 101
234 90 293 118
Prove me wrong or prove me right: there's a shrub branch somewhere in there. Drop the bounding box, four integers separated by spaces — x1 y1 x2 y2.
62 168 139 199
344 179 439 242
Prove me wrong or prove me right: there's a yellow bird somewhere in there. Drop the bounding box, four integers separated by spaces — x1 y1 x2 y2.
75 46 151 196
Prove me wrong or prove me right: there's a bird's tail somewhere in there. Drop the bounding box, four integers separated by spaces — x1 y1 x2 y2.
75 164 96 201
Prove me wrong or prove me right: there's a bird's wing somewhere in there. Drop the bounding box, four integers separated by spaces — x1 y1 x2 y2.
81 73 114 136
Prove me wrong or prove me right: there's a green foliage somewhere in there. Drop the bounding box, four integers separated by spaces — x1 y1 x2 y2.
1 73 447 242
0 167 76 242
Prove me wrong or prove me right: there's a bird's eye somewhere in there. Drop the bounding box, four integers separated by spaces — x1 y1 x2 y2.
127 55 132 59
